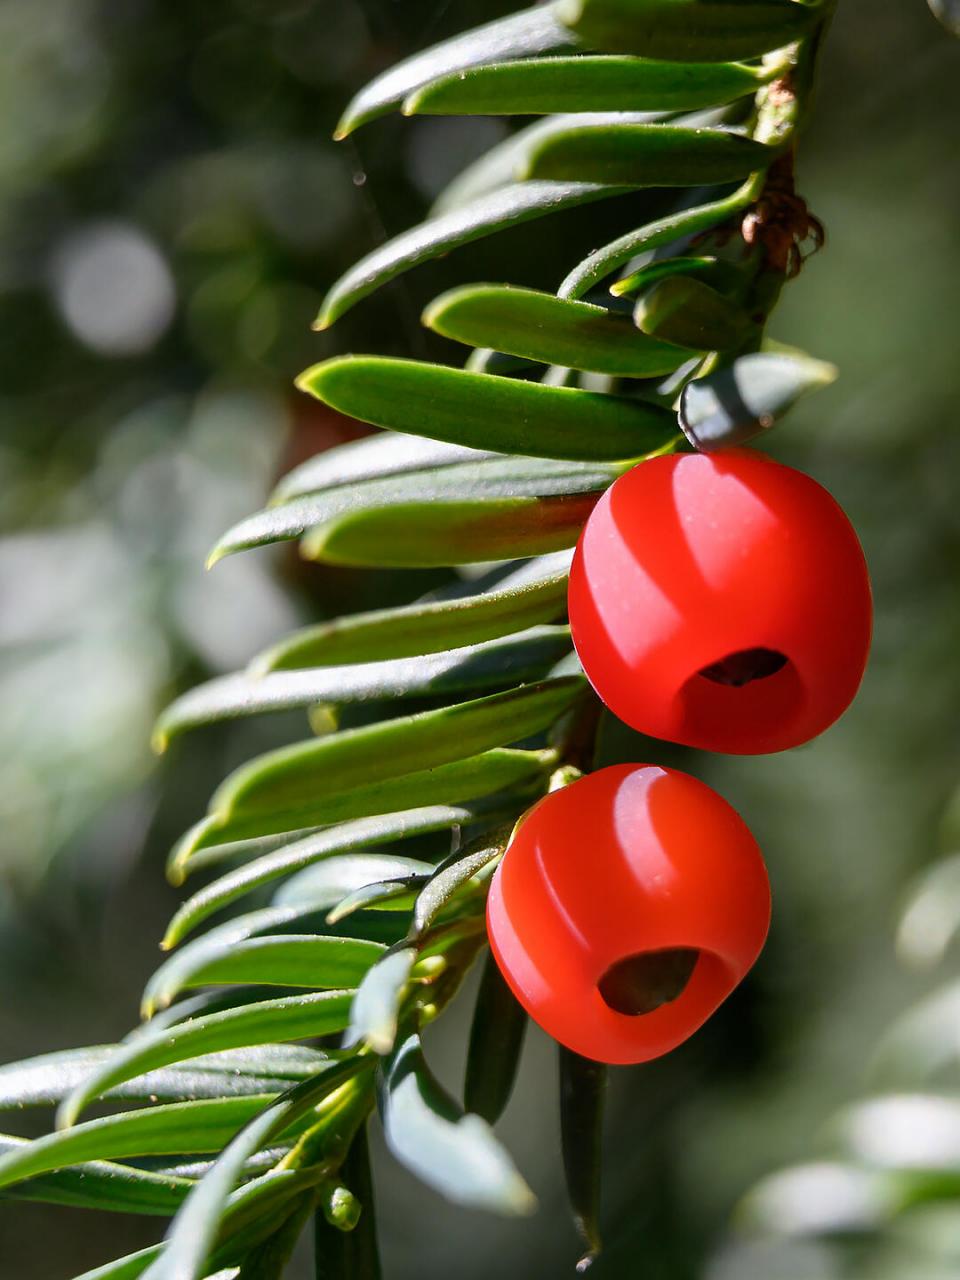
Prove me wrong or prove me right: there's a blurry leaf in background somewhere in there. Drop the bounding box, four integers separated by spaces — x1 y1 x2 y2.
928 0 960 36
0 390 297 887
0 0 108 198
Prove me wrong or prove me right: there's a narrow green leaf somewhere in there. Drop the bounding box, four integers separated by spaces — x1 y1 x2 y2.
73 1163 339 1277
144 937 386 1015
236 1192 314 1279
464 953 528 1125
432 112 662 212
210 1170 347 1274
201 682 581 842
432 120 555 215
559 1047 606 1271
179 828 324 878
58 992 355 1128
169 748 546 881
314 182 629 329
334 5 579 137
139 988 291 1033
560 175 761 299
404 55 770 116
253 554 571 671
433 101 734 217
301 495 597 567
275 854 435 912
175 751 550 858
177 1167 332 1279
146 905 337 1016
297 357 674 465
154 628 572 747
273 435 495 505
211 456 625 563
524 123 773 186
550 649 585 680
634 275 754 349
0 1045 328 1109
680 350 837 448
412 834 508 936
326 879 424 925
346 949 417 1055
609 252 746 298
314 1126 382 1280
379 1032 536 1215
557 0 817 61
142 1062 369 1280
76 1247 166 1280
0 1135 192 1215
162 915 403 1014
165 808 477 945
0 1097 278 1192
424 284 696 376
140 1150 283 1184
78 1250 164 1280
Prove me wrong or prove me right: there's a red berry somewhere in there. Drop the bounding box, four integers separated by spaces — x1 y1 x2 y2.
486 765 770 1065
568 448 872 754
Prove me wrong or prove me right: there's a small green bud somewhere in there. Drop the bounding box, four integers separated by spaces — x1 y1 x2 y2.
321 1183 362 1232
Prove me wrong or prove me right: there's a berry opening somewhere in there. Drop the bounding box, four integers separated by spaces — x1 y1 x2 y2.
677 649 806 753
697 647 789 687
597 947 700 1016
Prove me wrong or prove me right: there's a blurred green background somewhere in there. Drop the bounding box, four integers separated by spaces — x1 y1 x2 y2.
1 1 958 1276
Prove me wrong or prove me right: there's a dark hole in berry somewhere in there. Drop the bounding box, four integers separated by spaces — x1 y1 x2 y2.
697 647 789 688
598 948 700 1016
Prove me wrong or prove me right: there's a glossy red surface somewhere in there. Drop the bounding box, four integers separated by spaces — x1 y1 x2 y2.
568 449 872 753
486 765 771 1064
